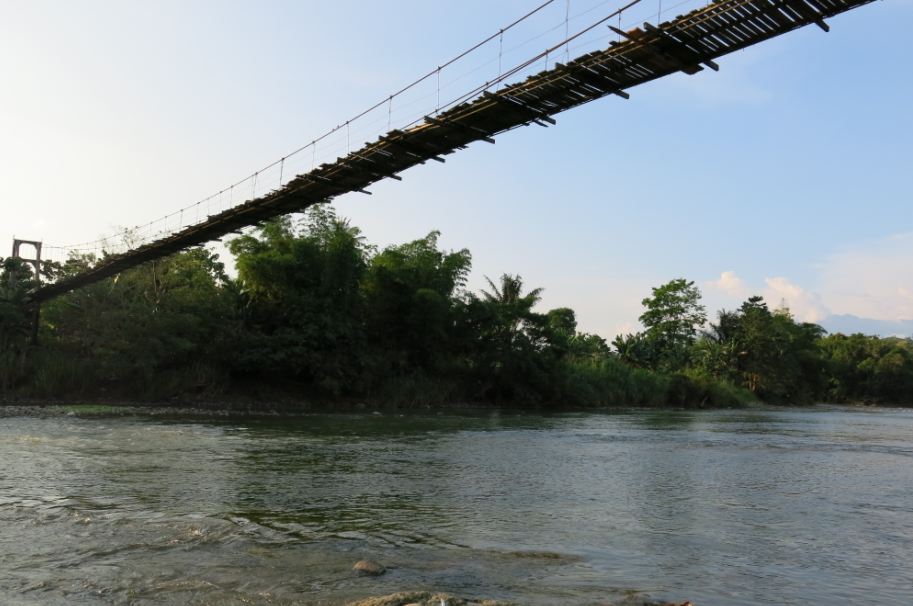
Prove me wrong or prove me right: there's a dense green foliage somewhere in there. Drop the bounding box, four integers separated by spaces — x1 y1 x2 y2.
0 207 910 407
818 332 913 403
620 283 912 405
695 296 826 402
0 258 32 390
613 278 706 372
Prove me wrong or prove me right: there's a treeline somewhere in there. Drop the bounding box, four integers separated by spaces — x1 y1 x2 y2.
0 207 910 407
615 280 913 404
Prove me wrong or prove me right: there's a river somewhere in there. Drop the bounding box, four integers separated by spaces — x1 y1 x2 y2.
1 407 911 605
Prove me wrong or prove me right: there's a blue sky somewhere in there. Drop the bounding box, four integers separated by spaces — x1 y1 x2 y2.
1 0 911 338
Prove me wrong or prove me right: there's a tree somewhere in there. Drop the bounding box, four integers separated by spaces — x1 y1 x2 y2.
479 273 547 353
819 333 913 403
637 278 707 371
612 332 652 368
363 230 471 375
39 247 233 397
0 257 34 389
469 273 560 400
694 296 826 402
228 206 371 394
482 274 543 322
546 307 577 338
545 307 607 360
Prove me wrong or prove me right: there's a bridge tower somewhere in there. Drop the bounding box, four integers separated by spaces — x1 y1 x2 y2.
9 238 43 343
10 239 43 286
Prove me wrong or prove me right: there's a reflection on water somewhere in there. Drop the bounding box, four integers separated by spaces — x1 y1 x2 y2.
1 407 912 605
635 410 696 430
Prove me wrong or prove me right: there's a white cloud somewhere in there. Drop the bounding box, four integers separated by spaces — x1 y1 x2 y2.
706 232 913 327
706 271 829 323
818 232 913 322
707 270 749 298
763 276 829 323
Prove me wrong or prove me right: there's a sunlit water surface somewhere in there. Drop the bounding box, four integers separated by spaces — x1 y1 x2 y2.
1 407 912 605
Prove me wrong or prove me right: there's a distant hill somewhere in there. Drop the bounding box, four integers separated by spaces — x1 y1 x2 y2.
821 314 913 338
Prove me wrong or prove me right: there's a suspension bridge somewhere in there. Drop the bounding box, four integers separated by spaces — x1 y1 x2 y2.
14 0 875 304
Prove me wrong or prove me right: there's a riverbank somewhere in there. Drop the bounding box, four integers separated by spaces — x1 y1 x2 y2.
0 382 757 416
0 398 761 419
1 398 904 420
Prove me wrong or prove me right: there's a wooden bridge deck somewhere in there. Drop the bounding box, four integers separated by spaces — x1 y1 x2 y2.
30 0 875 303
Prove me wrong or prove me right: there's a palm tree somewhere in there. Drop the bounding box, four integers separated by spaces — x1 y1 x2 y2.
481 273 542 307
481 273 543 342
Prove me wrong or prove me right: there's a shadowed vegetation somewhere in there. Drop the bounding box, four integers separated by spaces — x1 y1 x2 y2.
1 207 909 407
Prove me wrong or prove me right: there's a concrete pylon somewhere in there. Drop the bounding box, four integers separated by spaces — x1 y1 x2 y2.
10 238 43 343
11 238 42 285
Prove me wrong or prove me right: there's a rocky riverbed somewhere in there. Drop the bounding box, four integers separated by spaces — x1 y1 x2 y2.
345 593 692 606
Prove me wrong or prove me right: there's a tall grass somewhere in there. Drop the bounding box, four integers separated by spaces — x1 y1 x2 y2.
559 357 754 408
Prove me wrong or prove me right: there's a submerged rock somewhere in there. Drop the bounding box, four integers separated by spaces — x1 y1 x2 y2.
352 560 387 576
345 592 515 606
346 592 691 606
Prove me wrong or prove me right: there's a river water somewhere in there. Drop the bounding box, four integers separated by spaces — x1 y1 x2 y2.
1 407 912 605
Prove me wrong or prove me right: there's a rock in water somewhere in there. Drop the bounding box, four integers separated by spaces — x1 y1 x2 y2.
353 560 386 576
345 591 516 606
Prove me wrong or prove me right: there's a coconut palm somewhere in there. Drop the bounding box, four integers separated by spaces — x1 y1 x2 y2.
482 273 542 308
480 273 544 345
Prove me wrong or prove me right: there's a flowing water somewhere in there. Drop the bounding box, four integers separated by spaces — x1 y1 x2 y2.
1 407 912 605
